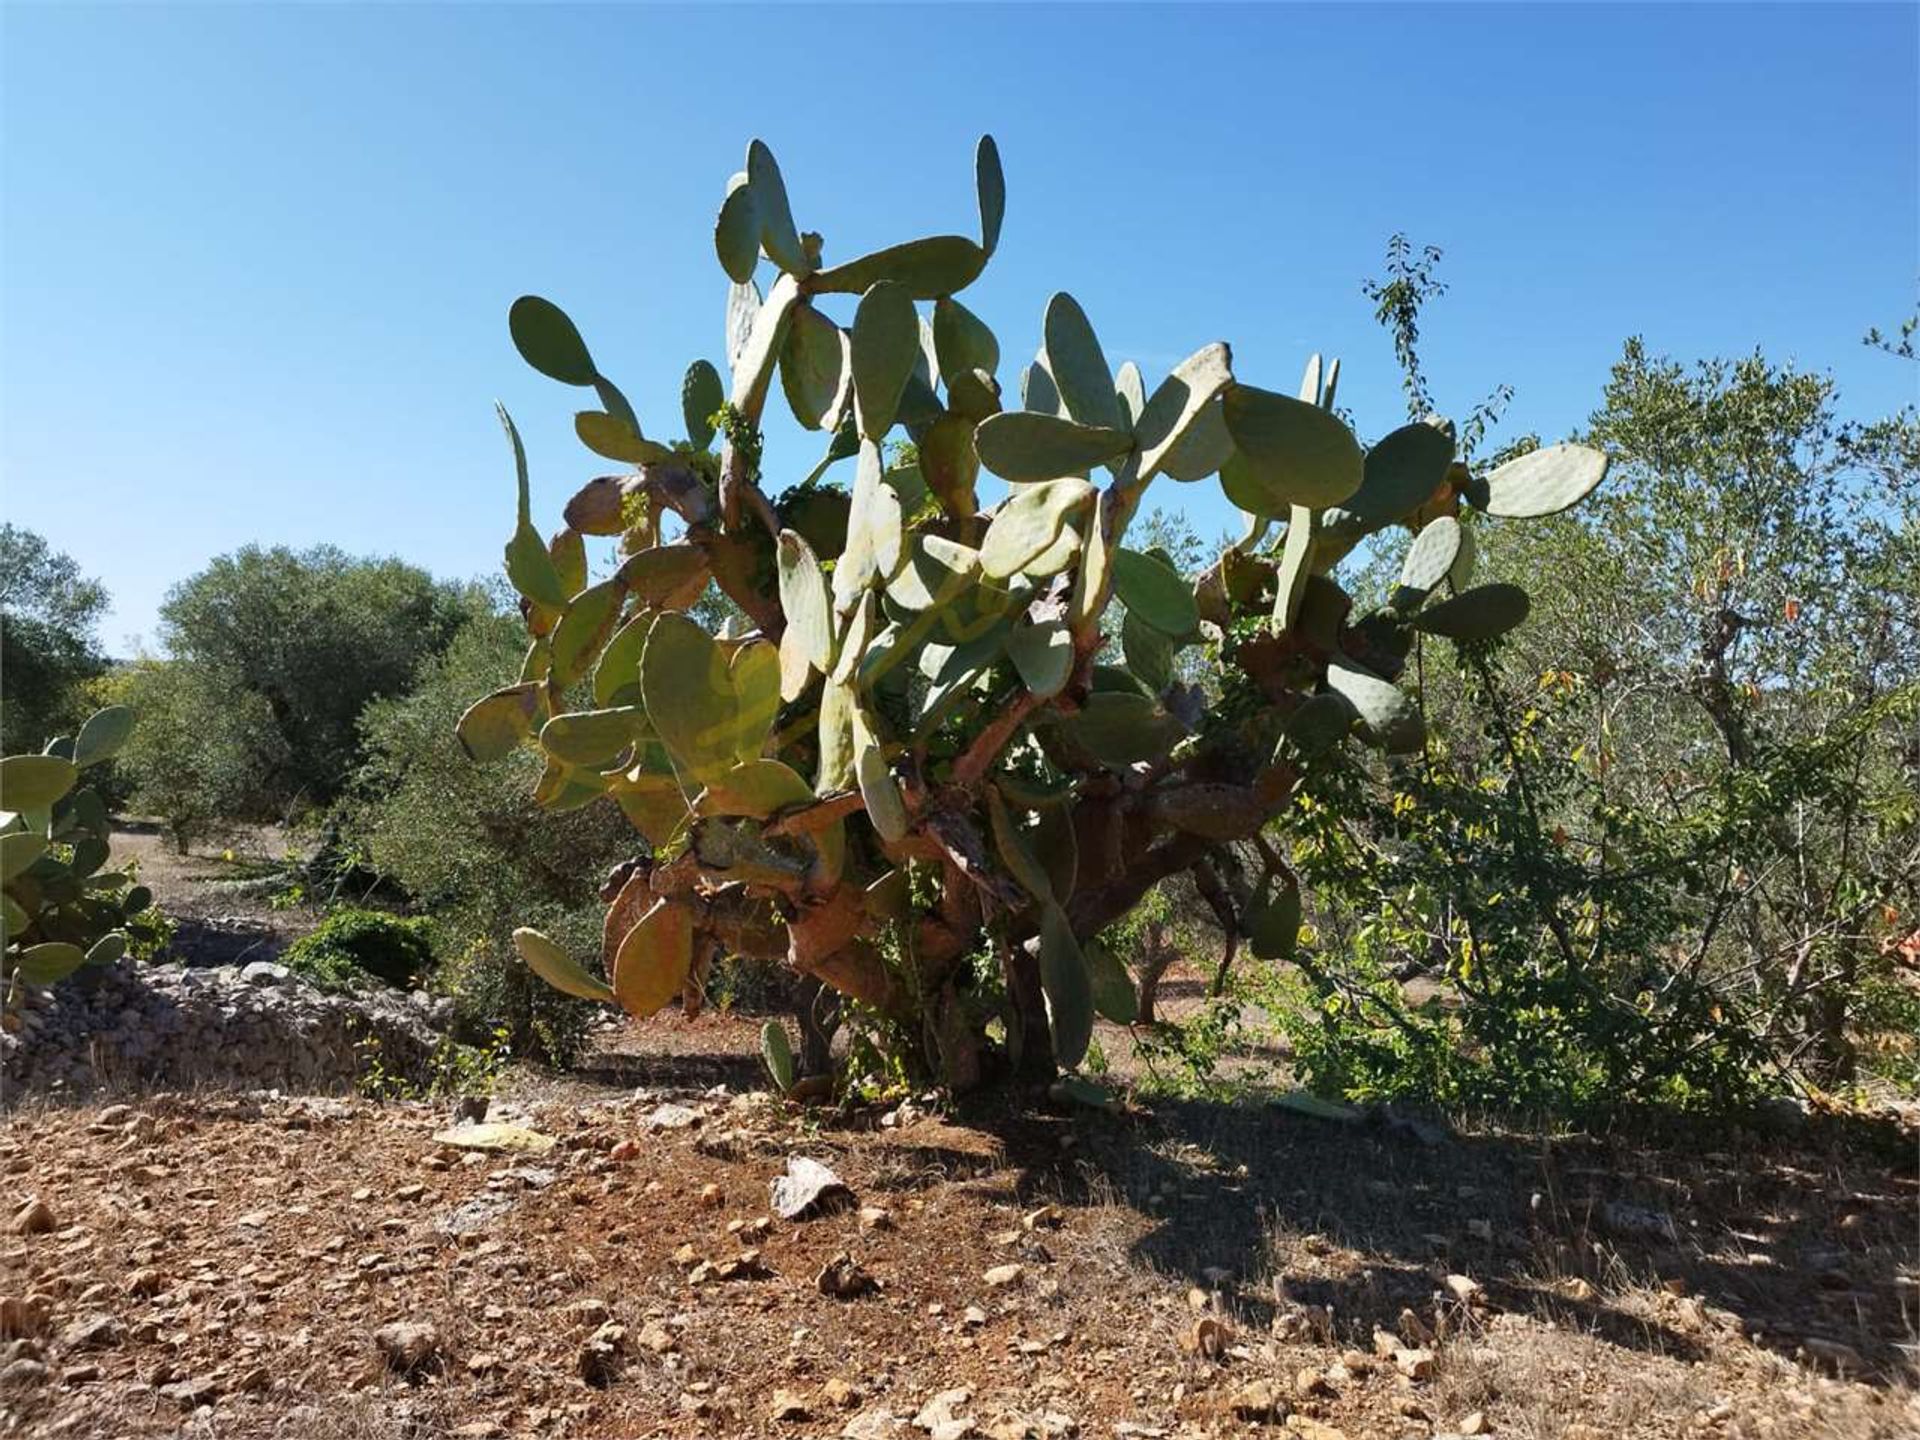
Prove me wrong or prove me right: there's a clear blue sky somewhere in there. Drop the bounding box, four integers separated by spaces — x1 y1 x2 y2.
4 3 1915 652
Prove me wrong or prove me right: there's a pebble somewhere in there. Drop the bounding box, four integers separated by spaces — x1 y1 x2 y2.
982 1263 1023 1288
373 1320 444 1374
1228 1379 1287 1422
10 1198 55 1235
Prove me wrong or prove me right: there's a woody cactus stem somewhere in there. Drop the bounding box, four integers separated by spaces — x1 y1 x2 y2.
463 136 1608 1090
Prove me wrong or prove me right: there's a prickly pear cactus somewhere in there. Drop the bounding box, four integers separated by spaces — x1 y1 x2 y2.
463 138 1607 1086
2 706 152 1010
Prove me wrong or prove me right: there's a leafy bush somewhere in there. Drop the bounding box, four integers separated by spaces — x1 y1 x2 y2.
343 609 633 1064
0 526 110 759
284 908 435 992
110 545 483 842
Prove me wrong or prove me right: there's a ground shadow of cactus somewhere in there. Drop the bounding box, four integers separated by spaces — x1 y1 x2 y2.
991 1097 1914 1385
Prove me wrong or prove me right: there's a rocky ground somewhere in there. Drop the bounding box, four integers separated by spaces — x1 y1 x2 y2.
2 1074 1914 1440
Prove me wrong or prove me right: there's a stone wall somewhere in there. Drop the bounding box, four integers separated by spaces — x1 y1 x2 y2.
2 961 456 1101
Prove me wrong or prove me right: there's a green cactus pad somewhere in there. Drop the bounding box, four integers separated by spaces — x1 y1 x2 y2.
1038 902 1093 1068
761 1019 797 1093
1042 293 1121 432
746 140 809 277
776 530 835 675
1006 619 1074 699
885 534 979 614
1346 422 1455 524
1 755 77 812
1121 613 1174 693
562 476 626 537
1021 354 1063 416
1271 505 1317 633
1082 935 1138 1024
728 639 782 763
550 528 588 600
931 296 1000 384
612 774 690 848
714 179 761 285
1062 691 1185 767
849 281 920 441
1449 519 1477 589
594 612 653 708
614 544 710 609
988 788 1052 902
855 731 908 844
539 707 647 768
1220 385 1364 510
811 235 987 300
973 411 1131 484
0 831 47 884
575 410 671 466
730 272 801 415
698 758 812 819
514 926 617 1003
682 359 725 449
976 134 1005 257
1408 582 1532 641
71 707 134 769
780 304 847 431
612 898 695 1017
1112 548 1198 637
1394 515 1463 606
1114 361 1147 430
11 941 88 987
549 578 624 689
1467 442 1610 517
498 405 569 611
1133 344 1234 482
1246 873 1302 960
509 295 598 386
640 612 740 784
1326 658 1423 753
456 683 544 763
980 477 1097 579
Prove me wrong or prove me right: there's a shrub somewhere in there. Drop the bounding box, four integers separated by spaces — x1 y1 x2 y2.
284 909 435 993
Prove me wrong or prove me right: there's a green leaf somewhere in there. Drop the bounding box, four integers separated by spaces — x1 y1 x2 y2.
1220 384 1364 508
1038 902 1093 1068
973 411 1131 484
779 305 848 432
976 134 1005 257
509 295 597 386
682 359 724 449
72 707 134 768
850 281 920 441
1042 292 1121 432
514 927 616 1003
1112 548 1197 637
811 236 987 300
980 477 1097 580
0 755 77 812
728 639 782 763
